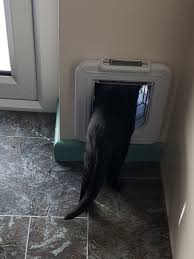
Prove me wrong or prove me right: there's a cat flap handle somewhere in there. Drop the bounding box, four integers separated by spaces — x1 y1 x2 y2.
99 59 151 73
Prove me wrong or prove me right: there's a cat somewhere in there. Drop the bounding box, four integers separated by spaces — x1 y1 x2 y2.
65 82 140 220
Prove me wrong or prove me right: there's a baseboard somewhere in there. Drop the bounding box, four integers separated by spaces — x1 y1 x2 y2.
54 139 163 162
54 102 164 162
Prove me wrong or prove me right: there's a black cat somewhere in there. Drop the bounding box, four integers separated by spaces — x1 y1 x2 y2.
65 82 140 220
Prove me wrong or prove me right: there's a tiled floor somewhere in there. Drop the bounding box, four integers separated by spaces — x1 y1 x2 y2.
0 111 172 258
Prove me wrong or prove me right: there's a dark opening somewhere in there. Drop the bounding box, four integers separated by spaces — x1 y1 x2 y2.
0 70 11 76
93 80 152 129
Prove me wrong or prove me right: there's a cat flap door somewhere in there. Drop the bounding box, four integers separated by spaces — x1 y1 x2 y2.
74 59 171 144
93 80 153 130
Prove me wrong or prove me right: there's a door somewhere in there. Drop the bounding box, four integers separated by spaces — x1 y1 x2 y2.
0 0 37 100
0 0 59 112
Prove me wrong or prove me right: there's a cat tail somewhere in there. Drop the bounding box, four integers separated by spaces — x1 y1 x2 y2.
65 152 107 220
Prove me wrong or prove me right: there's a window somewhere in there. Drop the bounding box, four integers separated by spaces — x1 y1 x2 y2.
0 0 11 74
135 83 152 128
0 0 58 112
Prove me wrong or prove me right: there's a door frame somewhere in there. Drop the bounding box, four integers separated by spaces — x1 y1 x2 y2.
1 0 37 100
0 0 59 112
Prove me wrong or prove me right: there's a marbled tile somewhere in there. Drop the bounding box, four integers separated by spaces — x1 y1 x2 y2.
121 162 161 179
88 179 172 259
0 136 83 216
26 217 87 258
0 111 55 138
0 216 29 259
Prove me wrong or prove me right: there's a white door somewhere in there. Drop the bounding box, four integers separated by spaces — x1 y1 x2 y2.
0 0 59 112
0 0 37 100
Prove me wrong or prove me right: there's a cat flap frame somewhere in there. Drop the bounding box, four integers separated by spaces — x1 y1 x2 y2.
74 59 171 144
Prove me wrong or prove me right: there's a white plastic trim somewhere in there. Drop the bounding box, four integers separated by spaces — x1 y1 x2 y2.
0 99 42 111
32 0 59 112
75 59 171 144
0 0 59 112
2 0 37 100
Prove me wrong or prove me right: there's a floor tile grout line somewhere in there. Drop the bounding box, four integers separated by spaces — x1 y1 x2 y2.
24 216 31 259
0 135 54 140
87 213 89 259
0 214 87 219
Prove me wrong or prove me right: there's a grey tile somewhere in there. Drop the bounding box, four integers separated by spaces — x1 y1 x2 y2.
0 111 171 258
26 217 87 258
0 136 83 216
0 216 29 259
88 179 172 259
121 162 161 179
0 111 55 138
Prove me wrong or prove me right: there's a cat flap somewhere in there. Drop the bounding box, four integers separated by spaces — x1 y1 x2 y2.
93 81 152 129
74 60 171 144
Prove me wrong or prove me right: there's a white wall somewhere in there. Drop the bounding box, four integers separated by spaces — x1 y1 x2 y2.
59 0 193 139
60 1 194 257
162 27 194 259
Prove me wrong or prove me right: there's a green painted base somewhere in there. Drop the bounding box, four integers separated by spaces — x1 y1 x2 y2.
54 139 163 162
54 102 163 162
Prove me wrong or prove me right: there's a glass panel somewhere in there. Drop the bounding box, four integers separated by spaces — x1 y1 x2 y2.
135 84 152 128
0 0 11 72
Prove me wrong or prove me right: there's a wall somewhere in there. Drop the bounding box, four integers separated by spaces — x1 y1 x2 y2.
59 1 194 257
162 27 194 258
59 0 193 139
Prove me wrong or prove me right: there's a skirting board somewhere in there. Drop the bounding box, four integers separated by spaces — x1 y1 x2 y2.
54 102 163 162
54 139 163 162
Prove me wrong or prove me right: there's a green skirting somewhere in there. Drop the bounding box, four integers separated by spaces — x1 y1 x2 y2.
54 139 163 162
54 102 163 162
